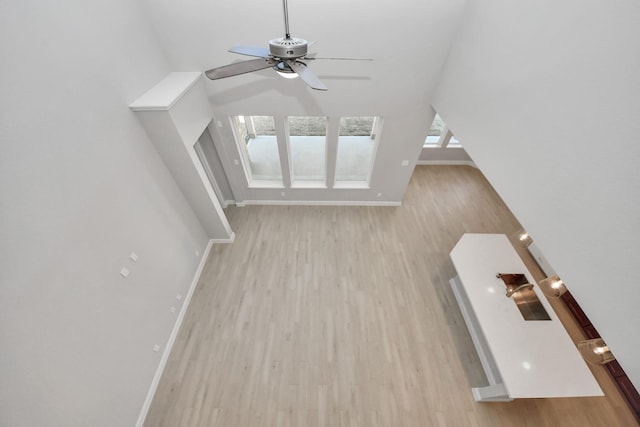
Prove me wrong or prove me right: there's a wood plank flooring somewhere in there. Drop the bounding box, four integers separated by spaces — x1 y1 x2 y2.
144 166 636 426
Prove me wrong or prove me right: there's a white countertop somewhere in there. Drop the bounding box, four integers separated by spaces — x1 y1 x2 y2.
450 233 603 398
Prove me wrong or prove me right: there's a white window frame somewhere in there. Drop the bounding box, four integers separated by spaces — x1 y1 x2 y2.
228 115 384 190
333 116 382 189
229 115 284 189
424 115 462 148
287 116 328 189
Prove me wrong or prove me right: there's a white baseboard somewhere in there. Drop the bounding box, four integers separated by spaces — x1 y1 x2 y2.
211 232 235 244
236 200 401 207
416 160 477 167
135 239 215 427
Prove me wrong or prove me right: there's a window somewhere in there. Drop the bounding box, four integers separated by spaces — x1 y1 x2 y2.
231 115 283 186
334 116 380 186
230 115 383 189
424 113 462 147
288 116 327 186
425 114 445 145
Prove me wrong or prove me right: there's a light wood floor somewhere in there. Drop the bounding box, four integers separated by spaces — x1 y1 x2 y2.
145 166 636 426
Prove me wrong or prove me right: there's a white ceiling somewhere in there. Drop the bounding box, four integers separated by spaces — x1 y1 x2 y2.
142 0 467 115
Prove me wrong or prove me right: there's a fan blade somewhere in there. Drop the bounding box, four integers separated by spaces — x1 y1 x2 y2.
229 46 271 58
205 58 276 80
287 60 327 91
304 56 373 61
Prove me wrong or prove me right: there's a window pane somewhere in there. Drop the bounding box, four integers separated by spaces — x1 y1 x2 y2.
288 116 327 183
428 114 445 136
232 115 282 182
335 116 378 183
425 113 445 145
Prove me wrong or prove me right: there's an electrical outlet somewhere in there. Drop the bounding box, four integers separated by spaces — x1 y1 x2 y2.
377 192 382 198
170 306 176 313
129 252 138 262
401 160 409 166
153 344 160 352
195 250 200 257
120 267 130 278
281 191 285 197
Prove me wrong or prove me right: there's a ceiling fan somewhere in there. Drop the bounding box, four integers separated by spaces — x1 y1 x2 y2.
204 0 372 91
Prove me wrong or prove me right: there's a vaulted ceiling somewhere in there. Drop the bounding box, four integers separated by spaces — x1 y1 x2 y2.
143 0 466 115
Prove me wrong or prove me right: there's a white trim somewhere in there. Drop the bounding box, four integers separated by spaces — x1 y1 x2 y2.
129 72 202 111
235 200 401 207
416 160 477 167
290 183 328 189
135 239 214 427
332 182 370 189
194 138 227 208
438 126 451 147
211 232 236 244
247 180 285 189
229 116 256 186
366 117 383 185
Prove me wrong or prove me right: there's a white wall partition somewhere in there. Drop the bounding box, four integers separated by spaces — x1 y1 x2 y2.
433 0 640 387
0 2 213 426
130 72 234 240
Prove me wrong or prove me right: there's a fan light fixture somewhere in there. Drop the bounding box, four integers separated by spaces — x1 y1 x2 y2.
274 62 298 79
277 71 298 79
203 0 371 90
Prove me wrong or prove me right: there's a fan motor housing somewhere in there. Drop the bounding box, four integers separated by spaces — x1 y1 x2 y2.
269 37 308 59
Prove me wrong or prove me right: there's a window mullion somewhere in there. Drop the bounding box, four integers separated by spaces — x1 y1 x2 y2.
275 115 292 188
325 116 339 189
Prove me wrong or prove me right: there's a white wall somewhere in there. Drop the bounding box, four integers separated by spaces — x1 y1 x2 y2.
131 74 234 239
433 0 640 386
143 0 467 204
0 2 211 426
197 129 235 203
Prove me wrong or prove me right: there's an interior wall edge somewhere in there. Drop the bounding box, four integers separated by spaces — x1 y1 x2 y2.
135 239 215 427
